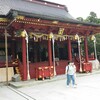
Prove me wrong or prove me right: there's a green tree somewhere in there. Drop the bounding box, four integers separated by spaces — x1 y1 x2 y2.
77 17 84 21
85 11 98 23
97 18 100 24
77 11 100 60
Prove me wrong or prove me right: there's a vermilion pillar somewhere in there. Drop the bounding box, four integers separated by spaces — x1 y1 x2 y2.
67 37 72 61
48 39 52 66
22 37 27 80
84 36 89 62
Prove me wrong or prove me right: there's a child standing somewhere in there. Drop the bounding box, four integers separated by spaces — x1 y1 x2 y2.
65 61 76 88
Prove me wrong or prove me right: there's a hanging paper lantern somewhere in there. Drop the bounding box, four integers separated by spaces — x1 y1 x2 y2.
91 35 96 41
20 30 27 37
75 34 79 40
48 32 54 39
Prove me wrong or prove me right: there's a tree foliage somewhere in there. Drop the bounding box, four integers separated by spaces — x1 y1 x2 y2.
76 17 84 21
85 12 98 23
77 11 100 60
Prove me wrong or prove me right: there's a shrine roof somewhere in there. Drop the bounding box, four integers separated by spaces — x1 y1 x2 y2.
0 0 100 26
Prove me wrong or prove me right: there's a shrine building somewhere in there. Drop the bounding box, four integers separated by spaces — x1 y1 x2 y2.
0 0 100 81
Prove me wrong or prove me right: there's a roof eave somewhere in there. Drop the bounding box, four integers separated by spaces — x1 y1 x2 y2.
5 10 100 27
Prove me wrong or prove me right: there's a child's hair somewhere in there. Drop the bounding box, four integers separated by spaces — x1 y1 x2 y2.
68 61 71 65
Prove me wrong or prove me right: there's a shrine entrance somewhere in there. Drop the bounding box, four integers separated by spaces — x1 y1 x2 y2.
0 0 100 81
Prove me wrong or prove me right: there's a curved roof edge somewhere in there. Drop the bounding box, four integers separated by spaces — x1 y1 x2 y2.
0 0 100 27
